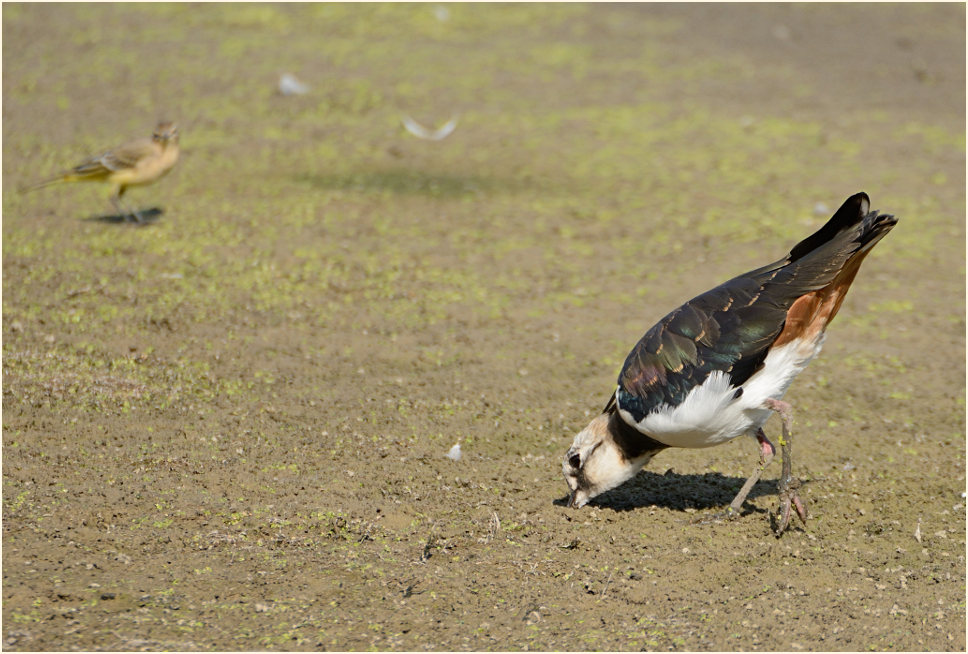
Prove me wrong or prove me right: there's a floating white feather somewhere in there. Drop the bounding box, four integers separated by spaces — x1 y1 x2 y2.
401 114 459 141
279 73 309 96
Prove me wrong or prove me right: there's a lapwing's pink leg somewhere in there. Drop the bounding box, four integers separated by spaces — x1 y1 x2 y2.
725 428 776 515
693 428 775 525
764 398 808 535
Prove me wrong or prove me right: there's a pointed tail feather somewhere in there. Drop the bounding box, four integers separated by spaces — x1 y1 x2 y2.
856 209 899 254
21 174 69 193
21 168 102 193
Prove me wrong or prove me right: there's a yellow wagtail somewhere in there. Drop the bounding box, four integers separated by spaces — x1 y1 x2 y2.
29 121 180 223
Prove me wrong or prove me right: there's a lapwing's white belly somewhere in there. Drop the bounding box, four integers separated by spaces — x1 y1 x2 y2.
618 336 825 449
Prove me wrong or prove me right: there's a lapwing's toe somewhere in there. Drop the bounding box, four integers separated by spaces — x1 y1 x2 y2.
772 477 808 536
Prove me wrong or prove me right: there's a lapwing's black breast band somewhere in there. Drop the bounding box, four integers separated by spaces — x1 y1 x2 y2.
607 406 667 461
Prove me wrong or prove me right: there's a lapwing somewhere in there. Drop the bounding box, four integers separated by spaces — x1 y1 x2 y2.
562 192 897 535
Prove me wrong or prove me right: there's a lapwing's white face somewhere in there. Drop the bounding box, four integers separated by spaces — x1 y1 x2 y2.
563 413 639 508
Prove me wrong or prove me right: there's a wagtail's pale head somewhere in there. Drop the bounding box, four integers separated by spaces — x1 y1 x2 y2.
153 121 179 145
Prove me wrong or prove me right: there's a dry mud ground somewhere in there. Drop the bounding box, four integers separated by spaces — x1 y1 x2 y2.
2 4 965 651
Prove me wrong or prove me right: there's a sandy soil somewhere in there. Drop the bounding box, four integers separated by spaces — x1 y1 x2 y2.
3 4 965 650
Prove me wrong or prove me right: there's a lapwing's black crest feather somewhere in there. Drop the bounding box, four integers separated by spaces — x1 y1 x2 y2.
617 192 896 424
787 193 869 261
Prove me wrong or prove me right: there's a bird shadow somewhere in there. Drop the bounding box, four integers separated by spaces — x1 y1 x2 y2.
295 168 545 199
553 469 783 515
83 207 163 225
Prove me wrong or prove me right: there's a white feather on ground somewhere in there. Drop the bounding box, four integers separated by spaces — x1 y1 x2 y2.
446 443 462 461
401 114 459 141
279 73 310 96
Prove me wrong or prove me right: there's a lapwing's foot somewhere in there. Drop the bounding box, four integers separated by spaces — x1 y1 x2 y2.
772 476 808 536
